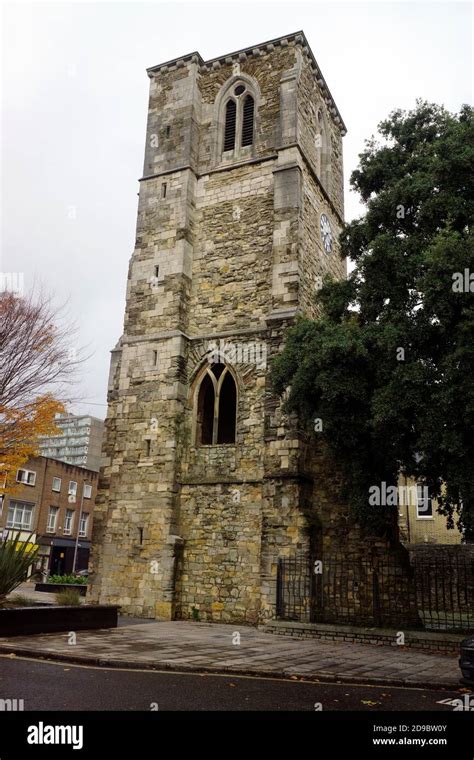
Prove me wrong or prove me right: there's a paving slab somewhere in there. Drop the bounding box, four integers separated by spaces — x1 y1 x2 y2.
0 620 461 689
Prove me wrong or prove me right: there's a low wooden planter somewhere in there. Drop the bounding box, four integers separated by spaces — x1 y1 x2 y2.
0 604 119 636
35 582 87 596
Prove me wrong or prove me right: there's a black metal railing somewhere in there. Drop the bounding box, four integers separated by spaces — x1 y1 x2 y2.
411 553 474 632
276 552 474 632
276 556 313 622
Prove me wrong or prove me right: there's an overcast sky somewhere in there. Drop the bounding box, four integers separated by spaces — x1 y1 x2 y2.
2 1 472 419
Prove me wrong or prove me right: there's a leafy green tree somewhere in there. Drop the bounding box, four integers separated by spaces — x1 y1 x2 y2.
272 102 474 539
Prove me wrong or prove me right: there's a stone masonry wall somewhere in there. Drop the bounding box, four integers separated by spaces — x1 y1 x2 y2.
175 482 263 623
191 163 275 333
297 51 344 219
300 162 346 318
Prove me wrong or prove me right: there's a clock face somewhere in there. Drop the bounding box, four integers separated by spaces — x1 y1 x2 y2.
320 213 333 253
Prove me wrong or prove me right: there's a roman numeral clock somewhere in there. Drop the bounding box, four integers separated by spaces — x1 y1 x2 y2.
320 212 334 254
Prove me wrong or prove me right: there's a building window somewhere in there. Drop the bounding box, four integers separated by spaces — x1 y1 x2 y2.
161 182 167 199
416 484 433 519
79 512 89 537
241 95 255 147
47 506 59 533
222 83 255 155
196 363 237 445
224 99 237 151
16 469 36 486
52 477 61 492
68 481 77 497
83 484 92 499
7 501 34 530
64 509 74 536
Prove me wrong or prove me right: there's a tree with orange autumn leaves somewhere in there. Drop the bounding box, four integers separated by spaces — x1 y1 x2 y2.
0 291 82 495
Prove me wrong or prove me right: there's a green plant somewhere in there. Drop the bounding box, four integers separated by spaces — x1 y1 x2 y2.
55 589 82 606
272 102 474 537
47 574 87 585
0 531 40 605
3 593 35 608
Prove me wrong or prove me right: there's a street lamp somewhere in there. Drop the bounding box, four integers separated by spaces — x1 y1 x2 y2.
72 481 88 574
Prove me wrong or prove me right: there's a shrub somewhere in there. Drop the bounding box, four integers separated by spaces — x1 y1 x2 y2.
55 589 82 606
3 593 35 608
47 574 87 585
0 532 40 604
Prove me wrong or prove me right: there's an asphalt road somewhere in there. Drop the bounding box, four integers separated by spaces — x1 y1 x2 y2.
0 655 469 711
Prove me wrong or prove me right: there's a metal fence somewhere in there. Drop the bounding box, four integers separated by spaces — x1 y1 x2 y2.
276 556 313 623
276 552 474 632
412 553 474 632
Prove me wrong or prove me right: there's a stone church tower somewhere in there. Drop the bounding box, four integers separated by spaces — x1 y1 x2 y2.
91 31 350 622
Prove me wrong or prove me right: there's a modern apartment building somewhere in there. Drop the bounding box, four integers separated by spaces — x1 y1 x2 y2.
38 414 105 472
0 456 98 574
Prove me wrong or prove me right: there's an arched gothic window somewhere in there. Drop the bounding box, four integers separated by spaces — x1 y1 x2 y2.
196 363 237 445
223 83 255 154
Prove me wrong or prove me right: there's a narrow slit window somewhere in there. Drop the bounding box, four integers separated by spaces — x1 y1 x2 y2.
241 95 255 147
224 99 237 151
161 183 167 199
154 265 159 279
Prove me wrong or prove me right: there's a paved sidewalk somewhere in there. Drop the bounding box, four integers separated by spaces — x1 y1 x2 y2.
0 621 461 689
8 582 57 605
